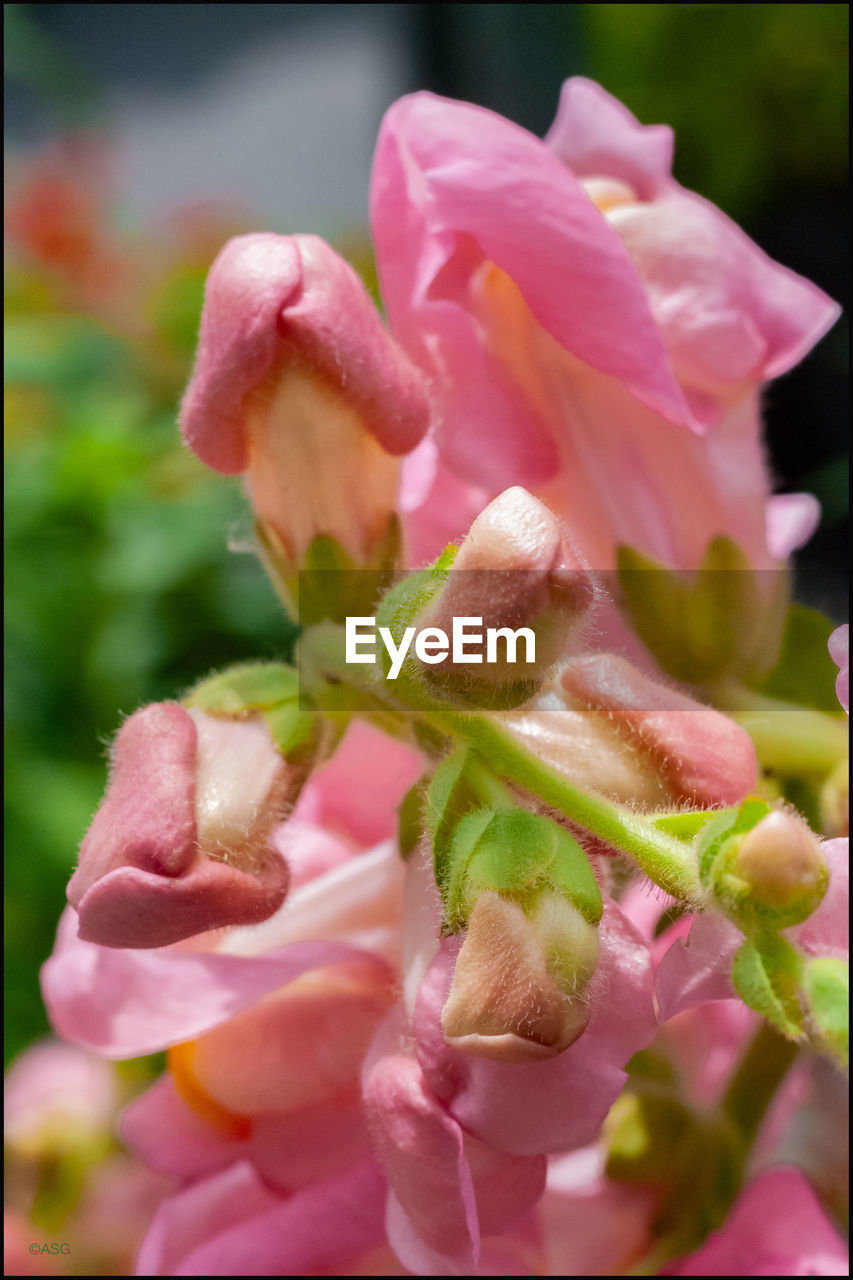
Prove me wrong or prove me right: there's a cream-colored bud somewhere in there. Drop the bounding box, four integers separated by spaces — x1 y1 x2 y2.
440 890 598 1063
734 810 827 910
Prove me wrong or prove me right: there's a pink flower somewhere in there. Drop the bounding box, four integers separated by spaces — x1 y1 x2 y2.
4 1040 116 1158
180 233 429 566
829 624 849 715
67 704 294 949
666 1166 847 1275
371 80 839 569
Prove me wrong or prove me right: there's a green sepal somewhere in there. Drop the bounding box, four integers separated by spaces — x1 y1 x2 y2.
297 537 380 627
617 537 786 685
442 806 603 931
261 700 320 763
373 545 458 678
397 778 426 860
653 810 718 841
731 933 804 1040
425 749 484 894
696 795 772 887
186 662 300 714
752 602 843 713
802 957 849 1066
185 662 319 764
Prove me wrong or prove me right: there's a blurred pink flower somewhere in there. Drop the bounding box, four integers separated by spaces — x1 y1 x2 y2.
371 80 839 569
665 1166 847 1275
829 624 849 715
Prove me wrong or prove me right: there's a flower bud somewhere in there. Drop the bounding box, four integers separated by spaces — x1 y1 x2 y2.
734 812 827 912
418 487 595 705
68 703 295 949
699 801 828 931
560 654 757 808
180 233 430 567
440 889 599 1062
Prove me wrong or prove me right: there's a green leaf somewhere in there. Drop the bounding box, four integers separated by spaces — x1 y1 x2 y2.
802 957 849 1066
731 934 804 1040
752 602 842 713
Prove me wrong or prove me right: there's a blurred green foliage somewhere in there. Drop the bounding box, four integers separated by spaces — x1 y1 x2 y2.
4 254 296 1065
583 3 848 219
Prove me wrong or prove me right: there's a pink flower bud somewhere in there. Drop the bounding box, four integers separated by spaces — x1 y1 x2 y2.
419 487 594 698
179 233 430 564
560 654 757 808
68 703 293 949
734 810 827 912
440 890 599 1062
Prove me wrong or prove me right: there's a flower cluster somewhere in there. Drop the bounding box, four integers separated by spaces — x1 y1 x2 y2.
37 82 847 1275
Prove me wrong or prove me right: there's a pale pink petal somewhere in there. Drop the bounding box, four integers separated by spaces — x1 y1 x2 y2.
4 1040 117 1151
539 1148 658 1275
292 720 423 849
122 1076 234 1182
791 838 849 963
135 1159 387 1277
828 624 849 714
363 1017 479 1274
371 93 693 462
41 906 373 1057
667 1167 848 1275
655 913 741 1022
766 493 822 559
413 899 656 1156
545 76 674 199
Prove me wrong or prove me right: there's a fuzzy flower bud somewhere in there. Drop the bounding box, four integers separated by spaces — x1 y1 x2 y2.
418 487 594 705
734 811 827 912
500 653 757 812
441 889 600 1063
180 233 430 566
68 703 295 949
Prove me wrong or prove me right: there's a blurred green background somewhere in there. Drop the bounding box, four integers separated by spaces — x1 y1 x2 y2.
4 3 848 1065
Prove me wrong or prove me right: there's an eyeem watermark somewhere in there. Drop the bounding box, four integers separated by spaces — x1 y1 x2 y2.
346 616 536 680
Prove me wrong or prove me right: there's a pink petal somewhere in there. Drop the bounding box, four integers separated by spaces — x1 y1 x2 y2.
766 493 822 559
180 233 429 474
828 624 849 714
135 1158 387 1277
413 899 656 1156
41 906 374 1057
292 719 423 849
791 838 849 963
545 77 675 199
655 914 741 1022
667 1167 848 1275
122 1076 234 1183
363 1018 479 1274
371 93 693 455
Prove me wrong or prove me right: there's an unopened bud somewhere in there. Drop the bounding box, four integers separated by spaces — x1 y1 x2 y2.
560 654 757 809
441 890 599 1062
180 233 429 568
68 703 295 948
733 811 828 923
419 487 595 706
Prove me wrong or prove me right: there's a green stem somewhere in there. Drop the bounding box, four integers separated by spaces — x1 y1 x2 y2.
301 624 701 900
715 681 847 775
722 1020 799 1148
